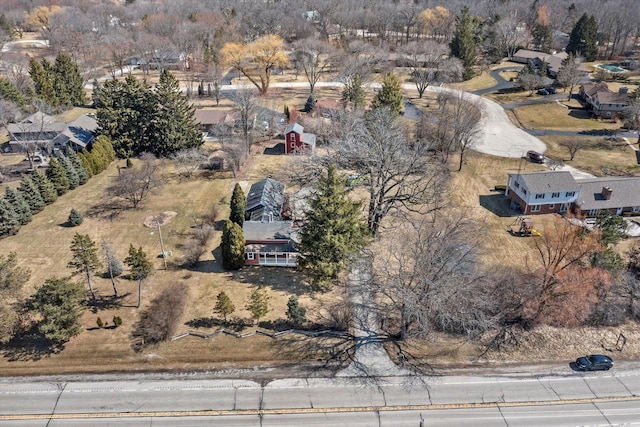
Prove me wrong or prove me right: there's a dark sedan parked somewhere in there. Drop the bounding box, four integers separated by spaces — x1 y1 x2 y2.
575 354 613 371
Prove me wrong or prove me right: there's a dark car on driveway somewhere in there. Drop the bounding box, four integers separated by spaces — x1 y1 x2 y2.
527 150 545 163
575 354 613 371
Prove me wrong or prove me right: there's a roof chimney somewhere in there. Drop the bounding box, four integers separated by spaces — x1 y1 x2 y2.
602 186 613 200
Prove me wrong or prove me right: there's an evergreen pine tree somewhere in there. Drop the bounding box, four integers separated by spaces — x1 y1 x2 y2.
124 244 153 308
303 94 316 113
78 151 94 176
214 291 235 323
221 220 245 270
371 73 403 115
28 57 57 106
150 70 203 157
53 53 87 107
341 74 366 109
229 183 246 227
567 13 598 62
297 164 369 290
30 277 86 342
30 169 57 204
4 187 31 225
68 208 83 226
286 295 306 327
46 158 70 195
67 150 89 184
450 6 479 80
59 155 80 189
246 287 269 324
0 198 20 237
68 233 102 304
17 176 45 213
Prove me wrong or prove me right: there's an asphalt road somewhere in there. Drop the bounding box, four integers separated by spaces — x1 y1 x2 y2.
2 369 640 425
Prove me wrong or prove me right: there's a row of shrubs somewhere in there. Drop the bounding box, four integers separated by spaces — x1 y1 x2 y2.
0 136 116 238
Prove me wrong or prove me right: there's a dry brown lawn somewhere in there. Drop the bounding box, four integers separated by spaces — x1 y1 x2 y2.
513 102 621 131
447 70 497 92
540 135 640 176
0 148 339 376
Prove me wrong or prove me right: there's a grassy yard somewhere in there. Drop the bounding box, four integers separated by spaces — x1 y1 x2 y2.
447 70 497 92
513 102 621 131
0 148 341 376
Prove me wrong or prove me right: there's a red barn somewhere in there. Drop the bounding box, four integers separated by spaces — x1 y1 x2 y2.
284 123 316 154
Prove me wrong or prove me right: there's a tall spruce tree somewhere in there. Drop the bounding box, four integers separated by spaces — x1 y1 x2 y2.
124 244 153 308
31 169 57 204
28 57 57 106
221 220 245 270
4 187 31 225
68 233 102 304
297 164 368 290
53 53 86 107
246 287 270 324
229 183 246 227
67 150 89 184
371 73 403 116
78 151 94 177
450 6 479 81
567 13 598 62
59 155 80 189
341 74 366 109
46 158 70 196
30 277 85 342
0 198 20 237
17 176 45 213
150 70 203 157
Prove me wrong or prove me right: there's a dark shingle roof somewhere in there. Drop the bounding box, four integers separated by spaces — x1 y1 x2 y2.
245 178 285 221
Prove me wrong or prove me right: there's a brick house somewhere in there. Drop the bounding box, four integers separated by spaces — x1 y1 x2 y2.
506 171 640 217
284 123 316 154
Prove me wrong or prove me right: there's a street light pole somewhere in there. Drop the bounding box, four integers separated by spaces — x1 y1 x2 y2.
156 220 167 269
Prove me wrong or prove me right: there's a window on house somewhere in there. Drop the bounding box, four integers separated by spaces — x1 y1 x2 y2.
535 194 544 199
548 204 555 209
514 181 519 188
246 252 255 260
633 206 640 212
566 191 575 197
588 209 599 216
552 192 560 198
523 189 527 195
531 205 541 212
289 133 295 141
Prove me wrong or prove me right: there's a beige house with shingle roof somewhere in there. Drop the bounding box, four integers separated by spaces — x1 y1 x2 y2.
579 82 629 118
506 171 640 217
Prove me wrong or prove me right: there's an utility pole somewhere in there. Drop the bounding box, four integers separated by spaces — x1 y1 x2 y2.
156 220 167 269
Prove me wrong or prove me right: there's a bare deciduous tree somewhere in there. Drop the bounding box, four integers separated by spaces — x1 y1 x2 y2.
556 54 585 101
228 89 258 154
559 138 587 161
107 153 162 208
171 148 208 178
302 107 448 235
402 41 462 99
292 38 336 95
374 211 496 340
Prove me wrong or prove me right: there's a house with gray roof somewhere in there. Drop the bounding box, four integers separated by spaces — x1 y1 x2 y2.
511 49 568 77
245 177 285 222
507 171 640 217
579 82 629 118
243 177 299 267
6 112 97 154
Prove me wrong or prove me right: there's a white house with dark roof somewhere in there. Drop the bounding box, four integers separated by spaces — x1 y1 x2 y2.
506 171 640 217
511 49 568 77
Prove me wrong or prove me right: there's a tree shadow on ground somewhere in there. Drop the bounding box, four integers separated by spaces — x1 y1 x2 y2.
85 200 129 221
185 317 249 332
479 193 519 218
230 266 308 296
1 326 65 362
88 293 130 313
